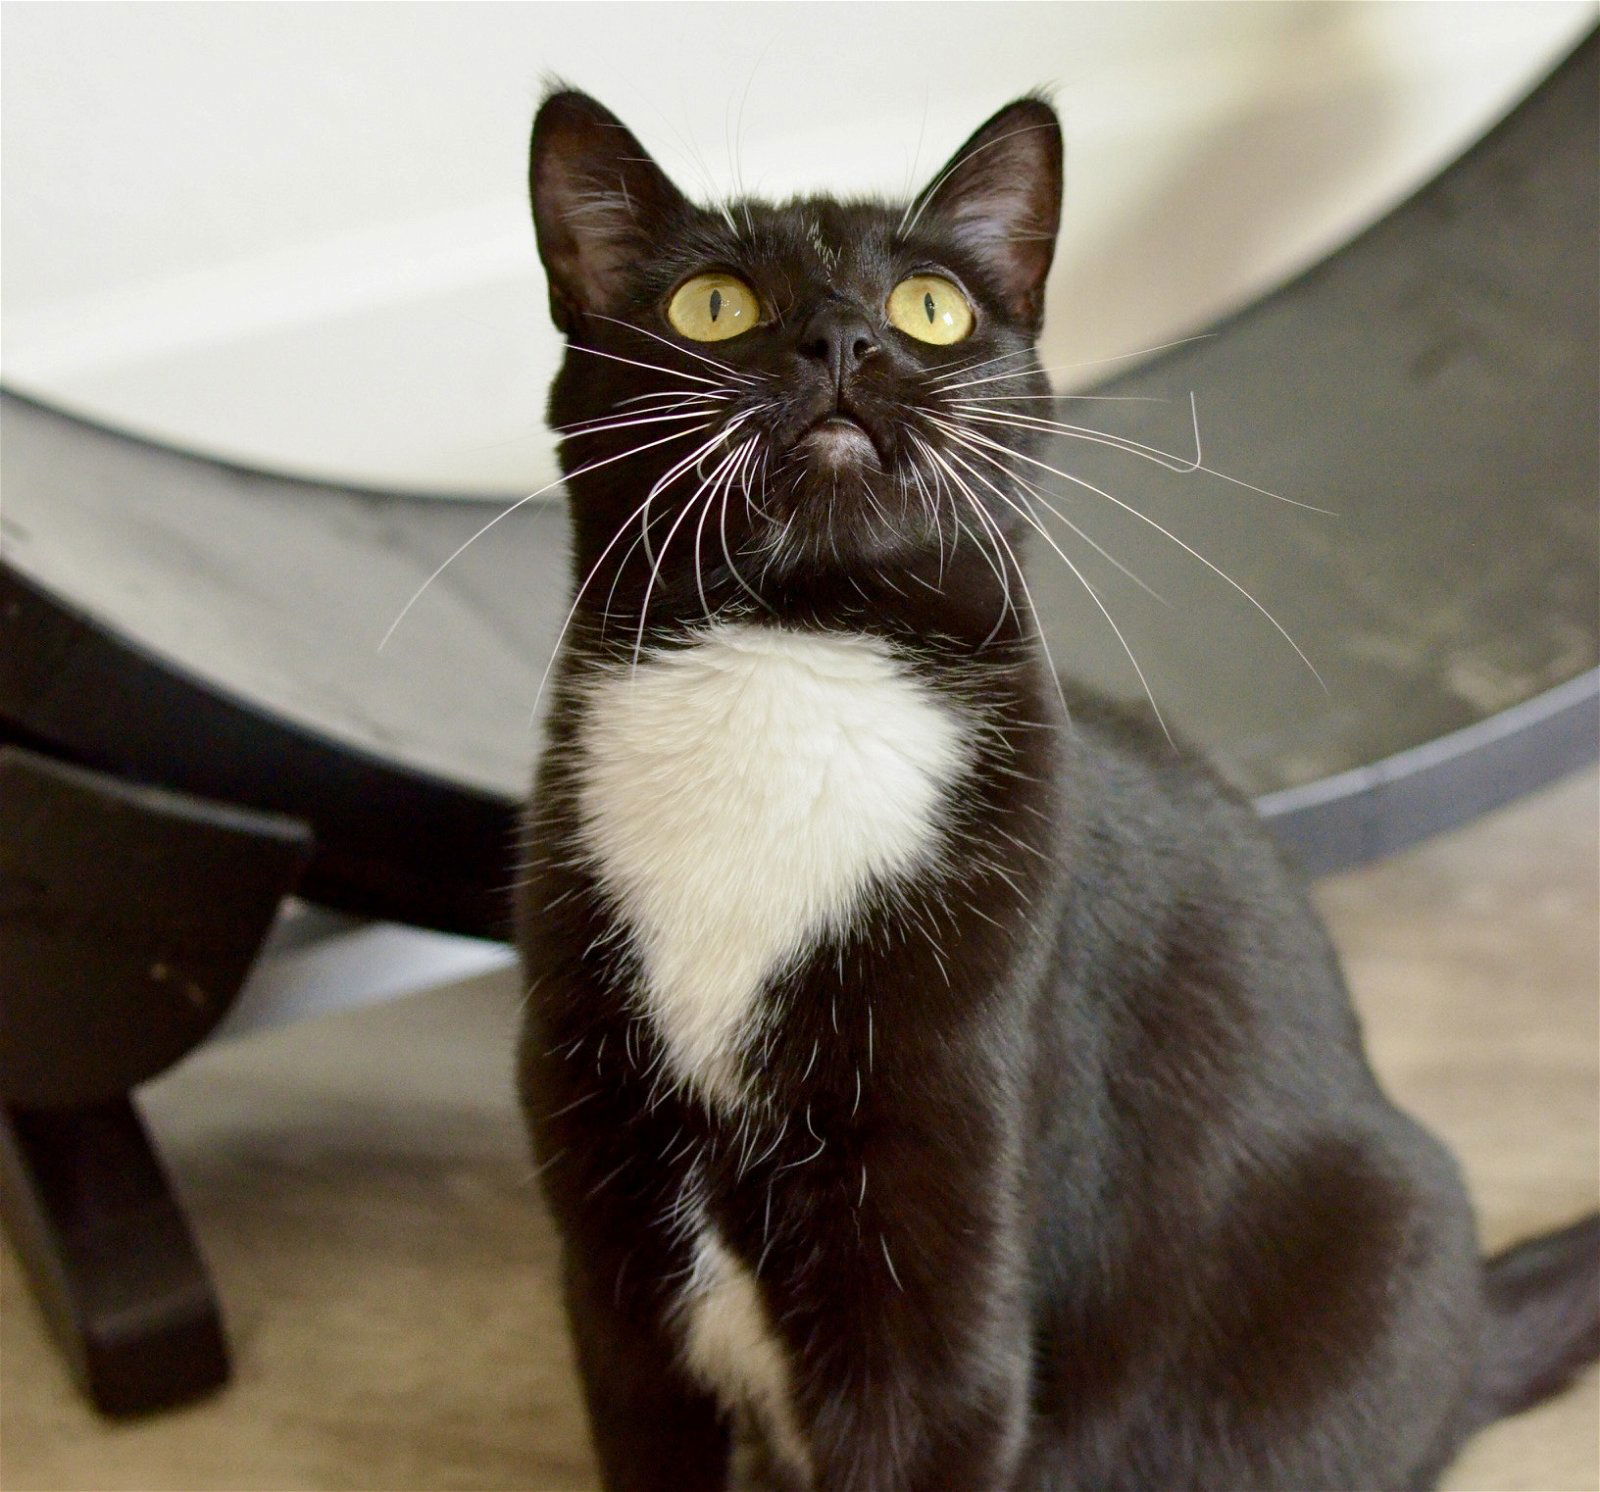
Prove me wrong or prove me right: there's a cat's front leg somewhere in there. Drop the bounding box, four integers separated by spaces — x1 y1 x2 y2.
808 1297 1030 1490
559 1242 733 1492
759 1126 1033 1492
806 1372 1028 1492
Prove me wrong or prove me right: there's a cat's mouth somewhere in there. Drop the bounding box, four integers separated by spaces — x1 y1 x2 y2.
795 414 883 473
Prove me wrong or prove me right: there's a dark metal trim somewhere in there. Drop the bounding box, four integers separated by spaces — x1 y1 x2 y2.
1259 670 1599 876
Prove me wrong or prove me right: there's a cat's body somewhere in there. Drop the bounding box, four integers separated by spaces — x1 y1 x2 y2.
515 89 1598 1491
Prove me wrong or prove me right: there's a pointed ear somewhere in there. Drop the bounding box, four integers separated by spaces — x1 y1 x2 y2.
909 97 1063 330
529 88 691 332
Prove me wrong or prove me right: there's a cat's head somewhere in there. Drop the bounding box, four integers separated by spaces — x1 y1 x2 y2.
529 87 1062 639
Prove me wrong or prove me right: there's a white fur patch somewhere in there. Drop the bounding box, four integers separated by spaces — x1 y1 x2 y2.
575 624 966 1106
677 1216 811 1477
807 217 840 271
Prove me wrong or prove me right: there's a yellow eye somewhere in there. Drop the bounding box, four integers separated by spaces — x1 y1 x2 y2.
887 275 974 345
666 273 760 341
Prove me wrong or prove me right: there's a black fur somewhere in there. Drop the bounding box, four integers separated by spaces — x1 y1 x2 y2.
515 88 1599 1491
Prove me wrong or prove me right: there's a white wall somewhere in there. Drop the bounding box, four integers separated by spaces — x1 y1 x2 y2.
3 1 1594 496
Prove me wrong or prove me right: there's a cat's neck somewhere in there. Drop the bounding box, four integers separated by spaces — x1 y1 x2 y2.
563 543 1042 677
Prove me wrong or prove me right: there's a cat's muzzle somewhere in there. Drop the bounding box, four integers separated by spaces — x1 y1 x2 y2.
796 414 882 473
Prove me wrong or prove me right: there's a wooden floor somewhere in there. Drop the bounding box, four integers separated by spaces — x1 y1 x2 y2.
4 770 1596 1492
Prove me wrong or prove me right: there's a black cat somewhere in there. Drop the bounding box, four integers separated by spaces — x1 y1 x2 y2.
515 87 1598 1491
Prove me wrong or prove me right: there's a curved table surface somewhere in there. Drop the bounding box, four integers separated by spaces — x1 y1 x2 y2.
2 33 1595 937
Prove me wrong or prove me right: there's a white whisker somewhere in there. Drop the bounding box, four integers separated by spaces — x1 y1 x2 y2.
632 439 748 670
929 335 1218 394
721 445 775 612
636 415 759 571
943 442 1171 743
957 392 1170 403
380 421 709 653
950 393 1336 513
614 389 725 409
588 312 761 384
525 420 757 720
930 417 1326 690
925 347 1036 389
953 403 1202 473
556 407 725 440
908 433 1013 644
693 437 759 624
529 479 702 721
916 436 1071 725
935 419 1167 605
566 343 741 389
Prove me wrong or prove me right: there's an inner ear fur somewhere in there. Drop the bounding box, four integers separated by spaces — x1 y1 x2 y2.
910 96 1063 331
529 88 690 332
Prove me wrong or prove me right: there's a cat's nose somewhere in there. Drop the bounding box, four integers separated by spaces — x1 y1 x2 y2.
798 306 879 389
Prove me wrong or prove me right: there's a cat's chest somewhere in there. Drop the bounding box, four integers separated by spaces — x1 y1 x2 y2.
572 624 969 1106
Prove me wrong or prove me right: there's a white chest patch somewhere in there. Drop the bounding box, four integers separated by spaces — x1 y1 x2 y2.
574 624 967 1106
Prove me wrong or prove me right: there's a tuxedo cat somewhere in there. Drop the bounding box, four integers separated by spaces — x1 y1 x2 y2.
515 87 1598 1491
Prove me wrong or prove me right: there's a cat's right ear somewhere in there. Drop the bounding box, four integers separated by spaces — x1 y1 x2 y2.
529 89 690 333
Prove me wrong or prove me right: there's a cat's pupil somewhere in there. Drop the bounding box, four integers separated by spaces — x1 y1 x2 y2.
924 291 936 323
709 288 723 321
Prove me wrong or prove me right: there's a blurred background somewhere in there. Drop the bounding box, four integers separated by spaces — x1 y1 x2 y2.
4 0 1595 497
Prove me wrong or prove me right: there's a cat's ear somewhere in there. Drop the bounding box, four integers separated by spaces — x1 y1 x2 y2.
909 96 1063 330
530 88 691 333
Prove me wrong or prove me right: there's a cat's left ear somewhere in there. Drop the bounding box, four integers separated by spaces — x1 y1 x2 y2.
909 96 1062 331
530 88 692 333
